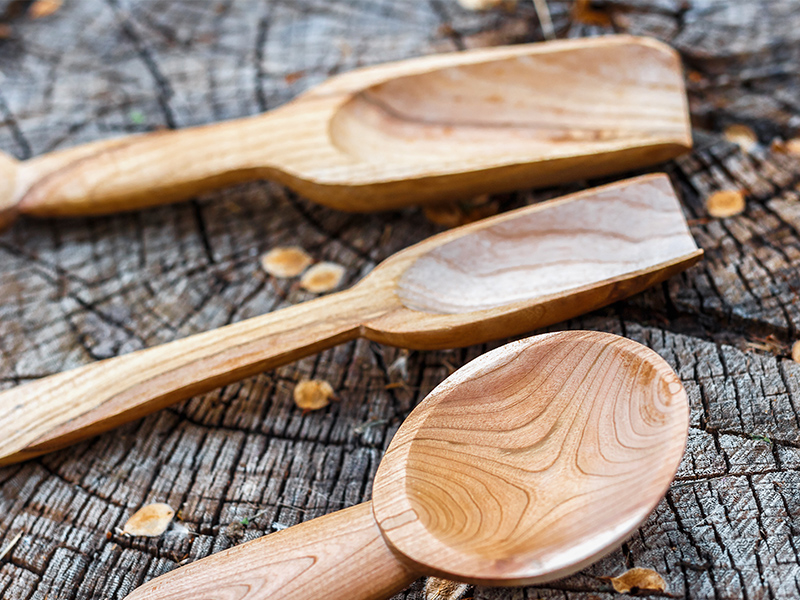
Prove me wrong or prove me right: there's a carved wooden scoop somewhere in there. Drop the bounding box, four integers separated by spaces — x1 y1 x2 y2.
0 174 701 466
124 330 690 600
0 35 690 229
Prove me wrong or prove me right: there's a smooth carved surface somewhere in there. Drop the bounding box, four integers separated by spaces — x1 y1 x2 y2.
373 331 689 586
330 40 687 162
0 175 700 466
398 175 699 313
4 36 690 223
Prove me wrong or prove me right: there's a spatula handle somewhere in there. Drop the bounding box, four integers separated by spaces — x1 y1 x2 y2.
125 502 417 600
0 284 388 466
11 110 292 220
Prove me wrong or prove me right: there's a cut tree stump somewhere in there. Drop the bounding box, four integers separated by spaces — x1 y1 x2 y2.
1 1 799 599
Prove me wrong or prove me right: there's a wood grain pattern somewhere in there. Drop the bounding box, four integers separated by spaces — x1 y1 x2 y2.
0 174 701 466
372 331 690 586
1 35 690 227
123 331 688 600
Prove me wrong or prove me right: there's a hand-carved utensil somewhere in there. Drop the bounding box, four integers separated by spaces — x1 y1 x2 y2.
123 330 690 600
0 35 690 229
0 174 701 466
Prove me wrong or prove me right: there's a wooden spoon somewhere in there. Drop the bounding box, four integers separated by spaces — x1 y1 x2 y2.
0 35 690 230
124 330 690 600
0 174 701 466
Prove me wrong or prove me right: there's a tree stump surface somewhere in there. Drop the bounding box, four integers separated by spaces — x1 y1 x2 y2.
1 1 800 598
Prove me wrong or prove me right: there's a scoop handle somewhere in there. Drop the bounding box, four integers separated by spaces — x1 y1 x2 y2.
0 284 391 466
12 109 293 219
124 502 418 600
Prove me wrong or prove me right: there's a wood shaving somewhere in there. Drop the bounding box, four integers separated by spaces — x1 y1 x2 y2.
792 340 800 363
705 189 745 218
456 0 511 9
724 124 758 153
604 567 667 594
28 0 62 19
0 531 22 561
424 577 470 600
122 503 175 537
300 262 345 293
572 0 612 26
260 246 313 278
293 379 335 412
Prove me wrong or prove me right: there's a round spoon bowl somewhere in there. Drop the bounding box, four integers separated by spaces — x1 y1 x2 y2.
372 330 689 585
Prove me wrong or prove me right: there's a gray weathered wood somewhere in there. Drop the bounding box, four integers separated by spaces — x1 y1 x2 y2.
1 1 799 598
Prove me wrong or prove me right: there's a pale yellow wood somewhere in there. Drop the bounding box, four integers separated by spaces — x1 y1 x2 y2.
124 502 418 600
1 35 690 226
125 331 689 600
0 174 702 466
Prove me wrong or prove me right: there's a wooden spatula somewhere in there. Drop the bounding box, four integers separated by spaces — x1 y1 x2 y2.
123 330 690 600
0 174 701 466
0 35 690 229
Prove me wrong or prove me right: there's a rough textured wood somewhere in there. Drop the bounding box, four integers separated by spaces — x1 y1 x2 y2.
1 1 799 599
0 174 700 467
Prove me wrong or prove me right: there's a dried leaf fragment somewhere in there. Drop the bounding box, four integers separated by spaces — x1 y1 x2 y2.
606 567 667 594
261 246 313 278
300 262 345 293
705 189 745 218
724 124 758 153
29 0 62 19
123 503 175 537
424 577 471 600
293 379 334 412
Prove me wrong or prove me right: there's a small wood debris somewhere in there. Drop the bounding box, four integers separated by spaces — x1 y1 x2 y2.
603 567 667 594
724 124 758 153
0 531 22 561
792 340 800 363
122 503 175 537
745 334 786 356
772 138 800 155
705 189 745 218
28 0 62 19
572 0 612 26
424 195 499 228
261 246 313 278
0 24 12 39
456 0 512 9
293 379 335 412
424 577 471 600
300 262 345 293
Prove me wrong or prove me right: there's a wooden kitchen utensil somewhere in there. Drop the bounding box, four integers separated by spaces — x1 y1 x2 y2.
0 35 690 229
124 330 690 600
0 174 702 466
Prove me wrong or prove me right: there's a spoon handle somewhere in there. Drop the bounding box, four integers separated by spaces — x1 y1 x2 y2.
9 108 296 222
124 502 418 600
0 284 390 466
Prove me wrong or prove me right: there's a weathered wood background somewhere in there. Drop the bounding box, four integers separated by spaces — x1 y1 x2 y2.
2 0 800 598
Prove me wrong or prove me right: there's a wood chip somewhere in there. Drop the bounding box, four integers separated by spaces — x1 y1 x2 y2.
0 531 22 561
28 0 62 19
0 24 12 39
792 340 800 363
300 262 345 293
705 189 745 218
772 138 800 155
293 379 334 412
605 567 667 594
122 503 175 537
456 0 510 9
572 0 612 26
424 577 470 600
260 246 313 278
724 124 758 153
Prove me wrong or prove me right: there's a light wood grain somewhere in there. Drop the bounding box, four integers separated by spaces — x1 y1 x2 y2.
123 331 689 600
1 35 690 228
0 174 701 466
124 503 417 600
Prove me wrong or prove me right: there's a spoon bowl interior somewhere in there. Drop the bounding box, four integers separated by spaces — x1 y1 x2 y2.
372 330 689 585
